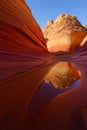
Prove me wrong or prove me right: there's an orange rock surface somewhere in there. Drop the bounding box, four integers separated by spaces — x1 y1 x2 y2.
29 40 87 130
0 0 87 130
0 0 55 129
43 14 87 52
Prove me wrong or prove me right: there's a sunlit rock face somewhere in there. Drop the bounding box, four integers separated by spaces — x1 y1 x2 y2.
44 62 80 89
43 14 84 89
0 0 87 130
43 14 87 52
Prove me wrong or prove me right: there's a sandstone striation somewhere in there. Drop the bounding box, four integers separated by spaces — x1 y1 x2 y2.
0 0 54 129
0 1 87 130
43 14 87 52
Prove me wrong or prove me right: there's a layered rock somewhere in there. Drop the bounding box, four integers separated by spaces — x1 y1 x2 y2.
32 40 87 130
0 1 87 130
0 0 54 129
43 14 87 52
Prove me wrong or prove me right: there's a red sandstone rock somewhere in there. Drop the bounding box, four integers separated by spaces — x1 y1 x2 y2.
0 0 54 129
43 14 87 52
0 0 87 130
29 41 87 130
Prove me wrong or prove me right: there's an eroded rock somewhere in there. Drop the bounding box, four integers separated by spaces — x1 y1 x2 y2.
43 14 87 52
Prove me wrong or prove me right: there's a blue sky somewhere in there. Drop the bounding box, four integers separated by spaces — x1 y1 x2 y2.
26 0 87 29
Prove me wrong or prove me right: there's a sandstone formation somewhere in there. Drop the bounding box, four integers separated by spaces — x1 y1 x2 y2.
43 14 87 52
0 0 87 130
30 38 87 130
0 0 55 129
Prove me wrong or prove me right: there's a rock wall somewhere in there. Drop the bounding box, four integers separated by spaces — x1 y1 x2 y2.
43 14 87 52
0 0 54 129
0 1 87 130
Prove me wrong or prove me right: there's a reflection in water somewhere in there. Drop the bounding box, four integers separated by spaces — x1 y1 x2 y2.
28 62 81 120
44 62 81 89
1 0 87 129
28 79 80 120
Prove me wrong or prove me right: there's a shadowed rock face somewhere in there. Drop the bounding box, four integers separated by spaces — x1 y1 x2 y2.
0 1 87 130
43 14 87 52
0 0 55 129
32 40 87 130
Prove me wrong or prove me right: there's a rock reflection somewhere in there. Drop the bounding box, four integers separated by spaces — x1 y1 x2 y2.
44 62 80 89
28 62 81 120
